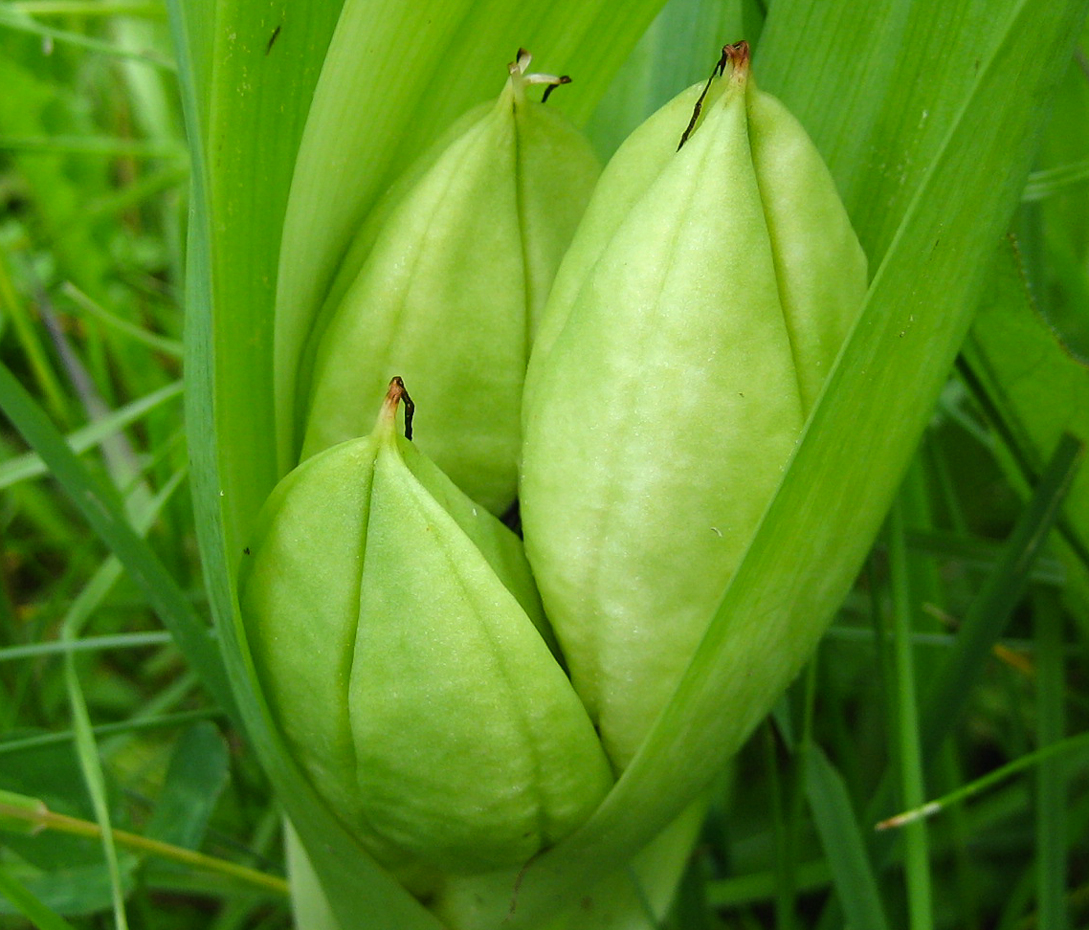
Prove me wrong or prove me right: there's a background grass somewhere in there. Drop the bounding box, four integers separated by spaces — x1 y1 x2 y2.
1 0 1088 928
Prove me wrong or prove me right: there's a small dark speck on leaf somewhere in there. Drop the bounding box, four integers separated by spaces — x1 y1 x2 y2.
243 547 251 555
266 24 281 55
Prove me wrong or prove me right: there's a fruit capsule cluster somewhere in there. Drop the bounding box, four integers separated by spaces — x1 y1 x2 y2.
240 43 867 885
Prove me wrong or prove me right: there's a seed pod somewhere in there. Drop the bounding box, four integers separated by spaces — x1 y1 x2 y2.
299 52 600 515
241 380 613 876
520 44 868 771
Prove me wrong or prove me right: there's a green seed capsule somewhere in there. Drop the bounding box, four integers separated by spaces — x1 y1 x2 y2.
240 380 612 876
299 52 600 516
520 44 868 771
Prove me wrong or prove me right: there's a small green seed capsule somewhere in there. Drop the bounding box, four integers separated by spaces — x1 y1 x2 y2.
520 44 868 771
300 52 600 515
241 380 612 876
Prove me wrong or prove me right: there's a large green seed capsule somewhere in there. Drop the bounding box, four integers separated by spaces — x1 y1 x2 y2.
520 44 868 771
241 380 613 876
299 52 599 515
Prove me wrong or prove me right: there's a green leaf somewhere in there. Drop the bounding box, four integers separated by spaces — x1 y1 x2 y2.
0 866 79 930
0 5 174 68
804 745 889 930
146 723 230 851
170 0 346 551
58 467 190 930
757 0 1009 260
0 744 138 919
960 240 1089 607
585 0 756 159
887 502 933 929
0 860 139 919
0 741 102 869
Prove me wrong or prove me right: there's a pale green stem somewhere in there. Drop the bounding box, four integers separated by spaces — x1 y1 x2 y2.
0 797 288 897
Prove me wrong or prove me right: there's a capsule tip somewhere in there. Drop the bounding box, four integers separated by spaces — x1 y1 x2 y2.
381 376 415 440
677 40 752 150
509 48 571 104
724 41 751 83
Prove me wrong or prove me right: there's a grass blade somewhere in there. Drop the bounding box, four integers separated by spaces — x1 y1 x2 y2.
58 468 187 930
805 744 889 930
0 380 183 490
0 360 237 726
888 502 933 930
876 731 1089 831
0 710 220 757
918 434 1083 760
1034 591 1068 930
0 5 174 68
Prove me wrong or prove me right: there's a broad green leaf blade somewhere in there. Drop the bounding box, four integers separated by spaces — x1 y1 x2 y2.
804 745 889 930
146 723 230 851
0 867 78 930
960 241 1089 609
274 0 671 470
755 0 910 222
171 0 346 555
500 3 1089 926
0 742 136 918
757 0 1006 261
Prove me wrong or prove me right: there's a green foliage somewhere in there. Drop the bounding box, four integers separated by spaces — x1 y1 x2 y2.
0 0 1087 928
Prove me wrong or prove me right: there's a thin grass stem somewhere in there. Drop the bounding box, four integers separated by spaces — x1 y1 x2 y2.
888 501 933 930
0 796 288 897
